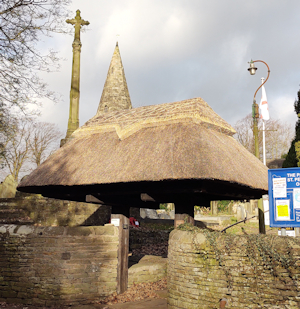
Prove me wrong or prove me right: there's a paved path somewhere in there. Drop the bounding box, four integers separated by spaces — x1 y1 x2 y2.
0 291 168 309
72 290 168 309
72 298 167 309
108 298 167 308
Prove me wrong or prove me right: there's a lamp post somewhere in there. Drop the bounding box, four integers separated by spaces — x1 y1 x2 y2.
247 60 270 235
247 60 270 159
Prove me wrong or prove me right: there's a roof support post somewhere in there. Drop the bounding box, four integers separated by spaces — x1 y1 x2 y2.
111 206 129 294
174 197 194 228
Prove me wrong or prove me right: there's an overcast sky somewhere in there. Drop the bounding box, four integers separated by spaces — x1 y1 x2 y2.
38 0 300 135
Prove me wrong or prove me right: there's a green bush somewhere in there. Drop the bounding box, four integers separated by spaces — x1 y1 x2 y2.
217 200 231 213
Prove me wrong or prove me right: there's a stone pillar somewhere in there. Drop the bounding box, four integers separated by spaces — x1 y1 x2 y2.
250 199 256 215
244 201 251 215
228 201 233 215
61 10 89 146
210 201 218 215
174 197 194 228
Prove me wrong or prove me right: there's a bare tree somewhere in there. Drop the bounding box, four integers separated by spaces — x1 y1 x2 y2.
2 118 33 181
0 0 70 113
264 119 293 159
29 122 62 167
233 114 254 154
1 117 62 181
234 114 293 160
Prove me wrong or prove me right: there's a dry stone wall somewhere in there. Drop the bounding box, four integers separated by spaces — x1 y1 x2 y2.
168 228 300 309
128 255 167 286
0 224 118 306
0 194 111 226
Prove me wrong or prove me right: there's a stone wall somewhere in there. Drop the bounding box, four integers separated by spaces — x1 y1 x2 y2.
0 224 118 306
0 194 111 226
130 228 170 252
128 255 167 286
168 228 300 309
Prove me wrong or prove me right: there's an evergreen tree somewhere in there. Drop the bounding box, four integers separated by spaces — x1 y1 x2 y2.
282 89 300 167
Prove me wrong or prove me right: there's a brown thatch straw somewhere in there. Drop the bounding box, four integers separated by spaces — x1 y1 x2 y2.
18 98 268 192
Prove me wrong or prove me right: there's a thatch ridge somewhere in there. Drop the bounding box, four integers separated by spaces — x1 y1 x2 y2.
74 98 236 140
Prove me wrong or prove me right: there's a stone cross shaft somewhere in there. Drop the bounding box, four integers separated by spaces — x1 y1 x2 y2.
65 10 89 140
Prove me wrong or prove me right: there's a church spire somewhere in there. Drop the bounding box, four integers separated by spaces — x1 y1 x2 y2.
96 43 132 115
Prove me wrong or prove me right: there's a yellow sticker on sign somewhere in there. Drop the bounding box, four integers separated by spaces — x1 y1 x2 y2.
277 205 289 217
275 199 290 221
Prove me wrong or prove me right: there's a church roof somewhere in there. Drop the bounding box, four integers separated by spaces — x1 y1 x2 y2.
96 43 132 115
18 97 268 202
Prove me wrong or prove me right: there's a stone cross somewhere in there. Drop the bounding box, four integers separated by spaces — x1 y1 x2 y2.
66 10 89 43
62 10 89 145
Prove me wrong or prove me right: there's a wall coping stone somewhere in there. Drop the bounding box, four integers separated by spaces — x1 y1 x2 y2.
0 224 118 237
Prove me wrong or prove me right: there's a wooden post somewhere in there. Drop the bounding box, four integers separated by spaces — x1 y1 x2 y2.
258 198 266 234
174 198 194 228
111 206 129 294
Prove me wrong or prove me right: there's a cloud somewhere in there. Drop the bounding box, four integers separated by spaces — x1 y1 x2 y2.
35 0 300 135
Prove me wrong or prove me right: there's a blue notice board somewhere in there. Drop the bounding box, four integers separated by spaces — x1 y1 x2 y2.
269 167 300 228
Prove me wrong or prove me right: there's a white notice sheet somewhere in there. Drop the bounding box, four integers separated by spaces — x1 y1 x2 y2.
273 178 287 198
294 188 300 209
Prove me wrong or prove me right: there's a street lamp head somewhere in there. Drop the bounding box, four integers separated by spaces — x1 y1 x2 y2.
248 60 257 75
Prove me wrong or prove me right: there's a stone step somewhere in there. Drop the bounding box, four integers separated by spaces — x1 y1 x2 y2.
0 217 34 224
0 198 33 224
0 208 28 219
0 198 27 210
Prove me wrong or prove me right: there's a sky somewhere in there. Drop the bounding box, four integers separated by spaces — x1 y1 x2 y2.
37 0 300 135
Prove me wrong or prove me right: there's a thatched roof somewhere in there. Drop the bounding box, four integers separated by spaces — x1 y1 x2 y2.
18 98 268 203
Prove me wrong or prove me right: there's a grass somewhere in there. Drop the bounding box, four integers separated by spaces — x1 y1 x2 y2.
139 213 279 236
140 222 174 231
213 219 278 235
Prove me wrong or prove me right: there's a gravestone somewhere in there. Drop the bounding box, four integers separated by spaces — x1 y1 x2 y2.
140 208 159 219
236 204 246 221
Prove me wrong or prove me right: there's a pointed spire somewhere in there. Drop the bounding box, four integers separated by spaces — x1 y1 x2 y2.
96 43 132 115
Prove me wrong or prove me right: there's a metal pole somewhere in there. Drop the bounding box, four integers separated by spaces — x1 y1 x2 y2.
250 60 270 160
260 77 267 165
262 120 266 165
252 99 260 158
249 60 271 235
281 228 287 236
